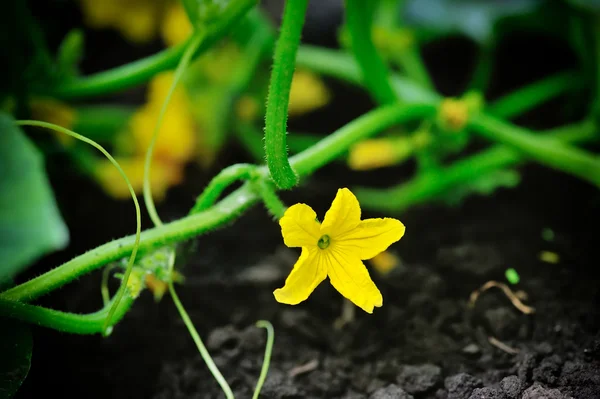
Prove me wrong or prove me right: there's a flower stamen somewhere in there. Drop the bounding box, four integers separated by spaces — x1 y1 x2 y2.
317 235 330 249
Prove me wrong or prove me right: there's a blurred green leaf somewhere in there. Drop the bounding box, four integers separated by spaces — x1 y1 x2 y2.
442 168 521 205
0 113 69 281
0 320 33 399
56 29 84 79
403 0 542 44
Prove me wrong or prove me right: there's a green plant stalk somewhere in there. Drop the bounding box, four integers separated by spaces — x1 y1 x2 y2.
486 71 584 119
252 320 275 399
180 0 200 27
252 179 287 220
144 32 204 227
345 0 397 104
0 294 134 334
1 103 428 303
191 163 257 213
466 41 494 93
291 104 436 176
356 120 597 212
42 0 258 99
263 0 308 189
469 113 600 187
169 282 234 398
15 121 142 330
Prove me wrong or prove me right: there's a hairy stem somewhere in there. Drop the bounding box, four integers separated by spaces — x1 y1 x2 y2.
263 0 308 189
0 294 134 334
2 103 427 303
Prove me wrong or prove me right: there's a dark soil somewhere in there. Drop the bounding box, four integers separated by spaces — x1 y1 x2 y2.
12 2 600 398
13 161 600 399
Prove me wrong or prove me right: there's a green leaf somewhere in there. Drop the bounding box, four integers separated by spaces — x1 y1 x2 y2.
0 113 69 281
0 320 33 399
442 168 521 206
56 29 84 79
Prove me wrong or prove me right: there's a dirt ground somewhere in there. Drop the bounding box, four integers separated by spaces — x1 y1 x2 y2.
13 158 600 399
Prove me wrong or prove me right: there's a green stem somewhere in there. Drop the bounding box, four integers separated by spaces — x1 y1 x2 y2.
144 32 204 228
263 0 308 189
191 163 257 214
40 0 258 99
15 120 141 333
169 282 234 399
345 0 397 104
291 103 437 176
466 42 494 93
356 120 597 212
469 113 600 187
0 294 134 335
487 71 584 119
2 103 428 303
252 320 275 399
252 179 287 220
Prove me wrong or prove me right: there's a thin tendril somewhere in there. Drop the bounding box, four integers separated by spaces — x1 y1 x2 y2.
252 320 274 399
143 31 205 227
165 249 234 398
101 264 117 307
15 120 141 335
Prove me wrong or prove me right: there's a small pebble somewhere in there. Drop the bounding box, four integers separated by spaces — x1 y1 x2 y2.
468 387 507 399
521 383 569 399
369 384 414 399
500 375 523 398
445 373 483 399
396 364 442 394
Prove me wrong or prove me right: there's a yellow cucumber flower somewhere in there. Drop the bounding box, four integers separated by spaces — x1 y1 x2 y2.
275 188 405 313
161 2 192 47
288 70 331 117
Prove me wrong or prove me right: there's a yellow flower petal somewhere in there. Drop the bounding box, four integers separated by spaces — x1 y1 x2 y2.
279 203 321 248
337 218 405 260
327 248 383 313
161 3 192 47
273 248 327 305
288 70 331 117
321 188 361 237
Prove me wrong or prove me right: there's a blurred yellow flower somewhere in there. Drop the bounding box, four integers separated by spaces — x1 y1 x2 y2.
94 156 183 201
348 136 415 171
128 72 196 164
94 71 196 201
161 2 193 47
369 251 400 275
439 98 469 132
78 0 166 44
288 70 331 117
275 188 405 313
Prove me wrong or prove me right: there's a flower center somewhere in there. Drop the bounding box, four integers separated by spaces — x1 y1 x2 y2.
317 234 330 249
